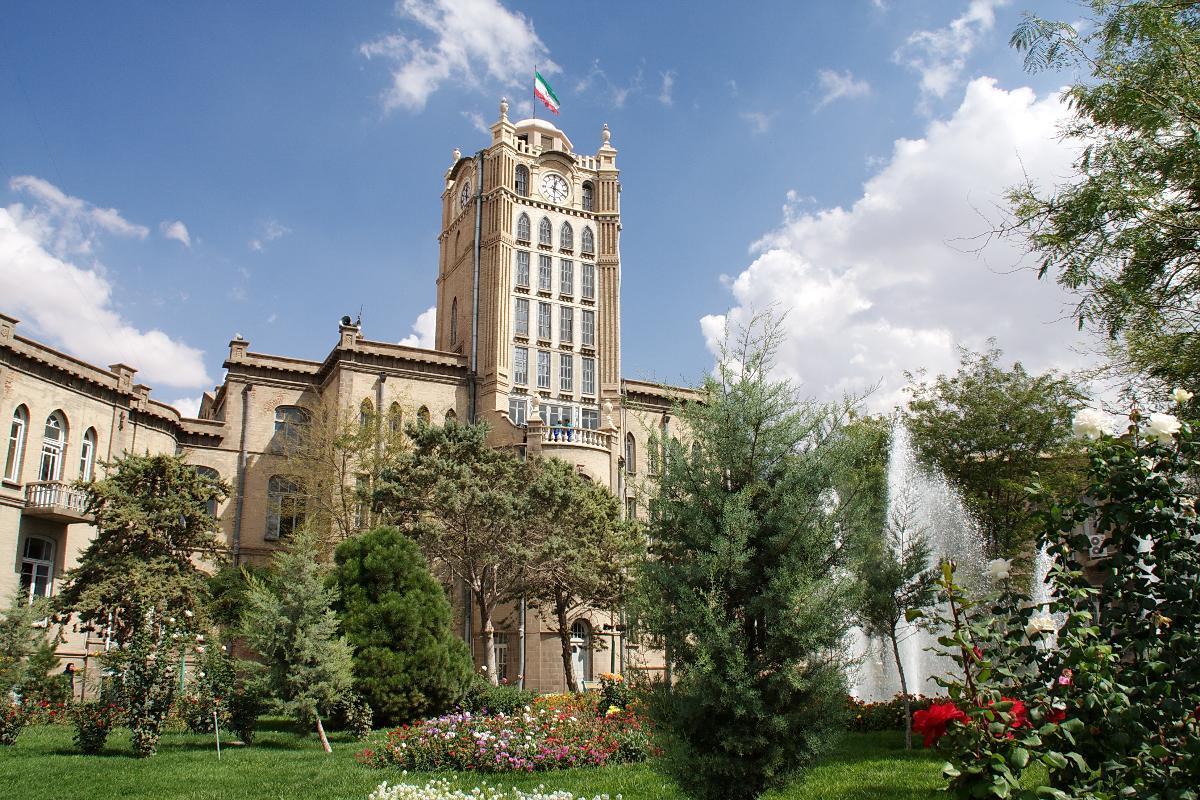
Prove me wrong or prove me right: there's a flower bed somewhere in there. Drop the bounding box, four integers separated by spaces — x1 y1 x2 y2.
845 694 943 732
360 705 652 773
368 779 616 800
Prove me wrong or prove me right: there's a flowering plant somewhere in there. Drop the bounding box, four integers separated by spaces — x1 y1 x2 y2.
71 701 122 754
0 702 31 745
845 694 944 732
367 779 620 800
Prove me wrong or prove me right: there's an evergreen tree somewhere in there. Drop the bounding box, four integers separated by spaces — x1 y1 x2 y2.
635 313 877 800
241 532 353 752
524 458 642 692
331 526 472 726
0 593 58 700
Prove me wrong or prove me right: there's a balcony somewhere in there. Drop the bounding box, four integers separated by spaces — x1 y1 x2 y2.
24 481 92 523
541 426 612 451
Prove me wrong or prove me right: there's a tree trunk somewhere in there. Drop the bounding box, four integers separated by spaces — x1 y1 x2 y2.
315 712 332 754
476 586 498 685
555 590 578 693
890 628 913 750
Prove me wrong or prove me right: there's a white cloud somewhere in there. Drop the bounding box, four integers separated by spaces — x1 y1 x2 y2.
575 60 643 109
706 77 1086 411
361 0 555 112
171 396 202 417
461 110 490 135
739 111 775 134
1 189 210 390
896 0 1008 103
815 68 871 110
658 70 676 106
160 219 191 247
248 218 291 252
399 306 437 348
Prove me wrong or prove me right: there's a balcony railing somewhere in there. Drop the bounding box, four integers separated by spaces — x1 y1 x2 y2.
541 426 612 450
24 481 92 522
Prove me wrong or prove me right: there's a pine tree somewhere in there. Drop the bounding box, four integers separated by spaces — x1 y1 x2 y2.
241 532 353 752
635 313 878 800
331 526 472 726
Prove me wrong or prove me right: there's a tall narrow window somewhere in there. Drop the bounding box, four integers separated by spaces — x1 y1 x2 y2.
360 398 374 430
515 165 529 197
515 250 530 287
582 357 595 395
516 213 531 241
266 476 305 540
538 255 553 291
560 260 573 294
417 406 431 425
582 264 595 299
560 306 573 343
514 297 530 336
5 405 29 483
513 347 529 385
39 411 67 482
195 466 220 519
538 217 552 246
625 433 636 474
537 350 551 389
444 408 457 423
493 632 510 682
560 222 574 251
581 226 594 255
582 182 594 211
449 297 459 345
537 302 551 339
582 309 595 347
559 354 574 392
79 428 97 481
388 402 403 434
20 536 54 601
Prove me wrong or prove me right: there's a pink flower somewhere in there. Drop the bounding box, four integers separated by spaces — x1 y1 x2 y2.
1057 668 1073 686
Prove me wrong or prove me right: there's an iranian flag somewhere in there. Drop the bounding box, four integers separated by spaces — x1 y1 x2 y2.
534 71 560 115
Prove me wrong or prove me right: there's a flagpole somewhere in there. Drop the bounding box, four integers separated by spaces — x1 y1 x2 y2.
532 65 537 121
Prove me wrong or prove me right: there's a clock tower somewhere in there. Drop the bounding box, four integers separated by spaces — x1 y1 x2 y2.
435 99 621 445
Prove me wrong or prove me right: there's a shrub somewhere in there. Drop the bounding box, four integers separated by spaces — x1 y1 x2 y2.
460 675 537 716
596 673 634 714
332 692 374 740
532 691 600 717
333 528 473 727
228 685 265 745
177 693 231 734
0 702 30 745
71 702 120 754
845 694 939 732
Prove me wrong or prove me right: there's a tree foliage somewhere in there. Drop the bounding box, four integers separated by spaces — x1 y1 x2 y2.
1007 1 1200 391
634 313 879 800
331 526 472 726
0 594 61 702
903 343 1086 558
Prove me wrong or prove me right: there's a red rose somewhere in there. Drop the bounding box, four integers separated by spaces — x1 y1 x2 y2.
1046 708 1066 724
912 702 968 747
1002 697 1031 730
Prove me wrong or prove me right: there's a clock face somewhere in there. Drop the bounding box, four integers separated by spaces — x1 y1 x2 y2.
539 172 569 204
459 180 471 209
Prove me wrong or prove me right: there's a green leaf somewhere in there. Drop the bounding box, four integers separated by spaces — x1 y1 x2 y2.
1011 747 1030 769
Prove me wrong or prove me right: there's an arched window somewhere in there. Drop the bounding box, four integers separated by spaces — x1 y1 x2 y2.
79 428 97 481
559 222 574 251
388 402 403 434
570 619 592 685
691 441 702 465
516 213 531 242
515 165 529 197
581 226 594 255
20 536 55 601
195 466 220 519
625 433 636 474
360 398 374 430
444 408 457 424
581 182 594 212
450 297 459 346
417 405 431 425
273 405 310 451
39 411 67 482
5 404 29 482
266 475 305 540
538 217 552 247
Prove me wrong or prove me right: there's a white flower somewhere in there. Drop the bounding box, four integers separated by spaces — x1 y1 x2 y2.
183 609 194 618
198 671 206 678
986 558 1013 581
1025 615 1056 638
196 634 205 642
167 616 176 624
1173 387 1194 405
195 645 206 654
1146 412 1181 444
1072 408 1109 440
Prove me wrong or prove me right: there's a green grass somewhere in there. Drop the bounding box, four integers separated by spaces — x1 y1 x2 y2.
0 723 951 800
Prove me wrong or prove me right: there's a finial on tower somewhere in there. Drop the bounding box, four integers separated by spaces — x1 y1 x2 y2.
601 123 611 146
499 97 509 121
452 147 461 162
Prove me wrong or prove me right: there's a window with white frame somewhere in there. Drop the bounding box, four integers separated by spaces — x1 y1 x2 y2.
5 404 29 483
582 310 595 347
582 408 599 429
20 536 54 601
538 254 552 291
79 428 97 481
39 411 67 482
266 475 305 540
559 222 573 251
537 302 551 339
514 298 529 336
559 354 574 392
582 263 595 299
560 307 573 343
354 475 368 530
508 396 527 426
582 357 595 396
513 347 529 385
538 217 552 246
516 213 531 241
515 250 530 287
493 632 510 682
560 260 573 294
582 226 594 254
537 350 551 389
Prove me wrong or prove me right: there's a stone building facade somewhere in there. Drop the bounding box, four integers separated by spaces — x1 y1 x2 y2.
0 107 692 694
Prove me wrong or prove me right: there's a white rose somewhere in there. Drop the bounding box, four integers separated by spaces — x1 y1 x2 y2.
1072 408 1109 440
986 558 1013 581
1025 615 1056 637
183 609 194 618
1173 387 1194 404
1146 412 1181 444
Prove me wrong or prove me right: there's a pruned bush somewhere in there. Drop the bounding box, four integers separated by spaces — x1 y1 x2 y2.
460 675 537 716
71 701 120 754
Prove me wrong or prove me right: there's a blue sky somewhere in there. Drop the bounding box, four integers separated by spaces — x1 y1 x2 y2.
1 0 1088 414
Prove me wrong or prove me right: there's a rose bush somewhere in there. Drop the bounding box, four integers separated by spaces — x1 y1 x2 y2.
71 701 121 754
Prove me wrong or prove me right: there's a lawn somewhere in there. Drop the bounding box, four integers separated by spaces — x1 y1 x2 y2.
0 722 950 800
